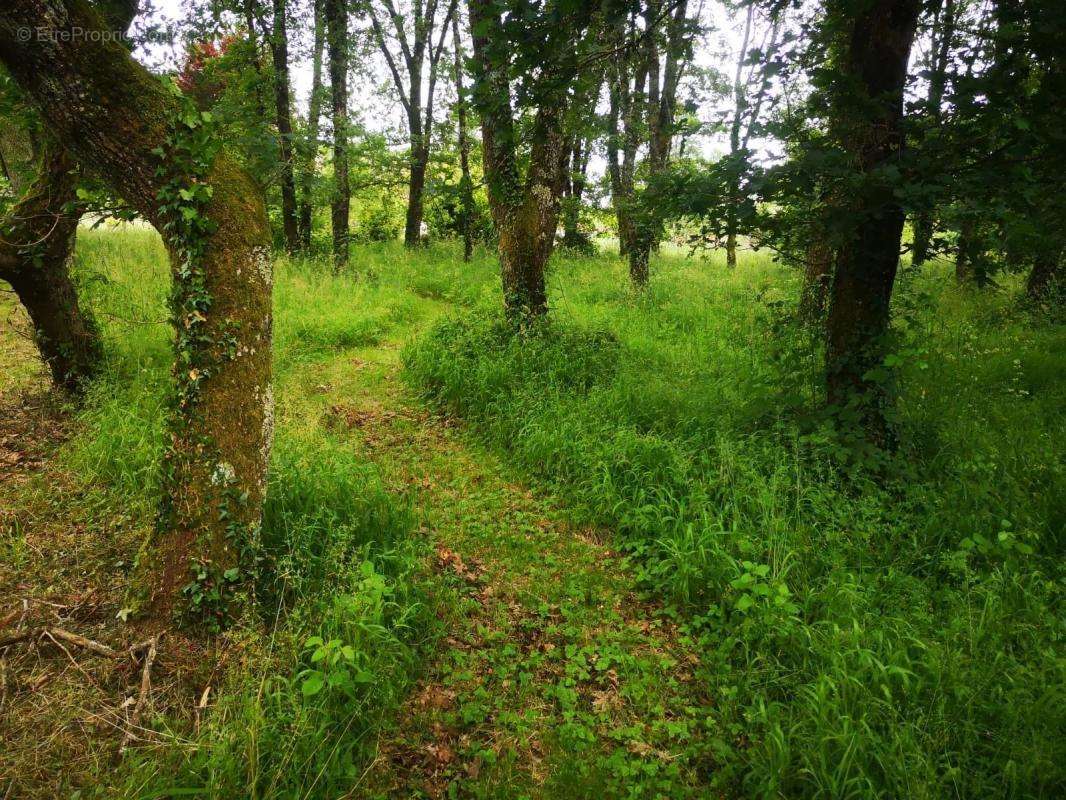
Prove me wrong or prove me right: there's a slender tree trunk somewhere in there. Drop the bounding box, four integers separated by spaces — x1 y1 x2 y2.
270 0 299 251
452 12 474 262
0 142 101 392
324 0 349 270
403 59 426 248
298 0 325 250
823 0 922 445
0 0 274 624
404 146 429 246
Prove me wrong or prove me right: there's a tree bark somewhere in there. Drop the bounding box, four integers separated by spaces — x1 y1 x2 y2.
823 0 922 445
0 141 101 392
298 0 325 249
270 0 299 252
324 0 349 270
0 0 274 623
452 11 474 262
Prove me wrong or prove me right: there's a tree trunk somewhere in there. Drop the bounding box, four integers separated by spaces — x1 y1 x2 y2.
270 0 299 252
823 0 922 446
468 0 570 319
0 0 274 624
452 12 474 262
1027 246 1063 302
298 0 325 250
324 0 349 270
404 141 428 247
0 141 101 392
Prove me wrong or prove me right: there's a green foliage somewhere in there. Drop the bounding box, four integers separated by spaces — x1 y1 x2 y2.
406 249 1066 799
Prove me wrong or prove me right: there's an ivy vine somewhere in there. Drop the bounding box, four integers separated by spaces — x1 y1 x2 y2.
150 78 260 631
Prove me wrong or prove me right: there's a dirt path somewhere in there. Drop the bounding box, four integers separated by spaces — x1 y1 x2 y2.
313 335 719 800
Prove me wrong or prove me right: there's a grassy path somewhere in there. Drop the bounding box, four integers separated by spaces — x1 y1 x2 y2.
300 316 718 799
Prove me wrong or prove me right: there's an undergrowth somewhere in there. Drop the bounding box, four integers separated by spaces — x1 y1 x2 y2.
405 251 1066 799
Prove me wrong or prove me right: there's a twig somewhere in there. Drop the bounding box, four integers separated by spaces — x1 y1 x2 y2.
47 627 118 658
120 635 158 754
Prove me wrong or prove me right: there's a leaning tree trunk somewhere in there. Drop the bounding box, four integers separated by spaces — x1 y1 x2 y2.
824 0 922 446
271 0 299 252
0 0 274 625
324 0 350 270
0 141 101 392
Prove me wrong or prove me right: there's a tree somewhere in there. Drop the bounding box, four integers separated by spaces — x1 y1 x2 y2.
298 0 326 249
364 0 458 248
0 0 138 393
0 141 102 393
324 0 350 269
822 0 922 444
908 0 957 267
607 0 694 285
451 9 475 261
270 0 300 251
466 0 625 317
724 2 780 268
0 0 274 624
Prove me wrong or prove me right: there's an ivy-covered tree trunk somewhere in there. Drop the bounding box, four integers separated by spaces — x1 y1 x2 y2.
298 0 325 250
324 0 349 270
823 0 921 445
468 0 570 318
0 0 274 625
0 141 101 392
800 237 834 323
271 0 299 252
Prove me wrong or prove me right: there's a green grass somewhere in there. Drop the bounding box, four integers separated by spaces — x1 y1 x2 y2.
7 227 1062 798
405 248 1066 798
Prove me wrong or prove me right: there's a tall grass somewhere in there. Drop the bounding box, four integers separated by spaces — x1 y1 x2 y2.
405 248 1066 799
